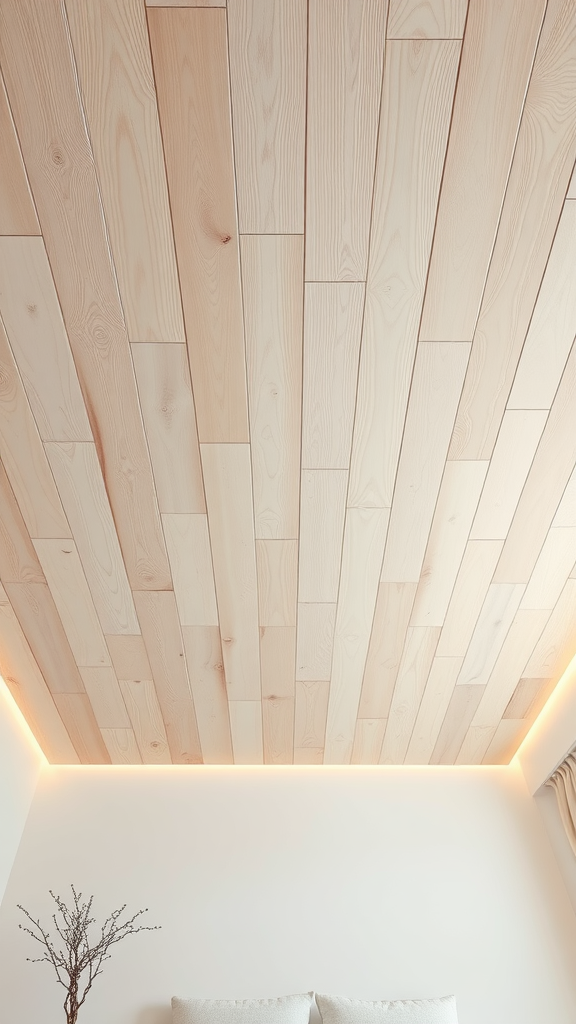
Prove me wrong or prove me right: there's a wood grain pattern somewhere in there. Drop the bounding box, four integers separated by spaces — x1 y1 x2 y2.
131 344 205 514
521 527 576 610
523 579 576 680
455 583 525 688
0 70 39 234
482 719 529 765
381 343 470 581
430 684 484 765
45 443 140 635
5 582 85 695
380 626 440 764
182 625 233 764
101 728 142 765
118 677 171 764
358 582 417 718
228 700 264 764
351 718 387 764
65 0 185 346
294 679 330 749
227 0 306 232
52 693 111 764
162 514 218 626
256 539 297 627
553 464 576 527
200 444 261 699
241 235 303 538
419 0 546 340
436 540 503 657
260 626 296 699
405 656 462 764
302 283 364 469
105 635 152 681
148 7 249 442
293 747 324 765
387 0 468 38
146 1 226 6
455 725 497 766
503 677 555 720
295 603 336 681
348 40 460 508
0 462 46 585
263 695 294 764
0 0 172 590
306 0 388 281
298 470 348 603
79 666 130 728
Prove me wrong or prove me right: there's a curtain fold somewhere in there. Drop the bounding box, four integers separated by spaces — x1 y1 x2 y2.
547 752 576 857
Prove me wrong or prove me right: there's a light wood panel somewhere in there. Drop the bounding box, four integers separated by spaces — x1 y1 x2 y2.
256 540 297 627
228 700 263 764
260 627 296 699
162 514 218 626
387 0 468 38
5 582 85 694
131 344 205 514
101 728 142 765
79 666 130 728
146 1 225 6
227 0 306 233
295 603 336 681
456 583 525 687
294 747 324 765
436 540 503 657
105 635 152 681
405 656 462 764
0 462 46 585
521 528 576 610
351 718 387 765
482 719 529 766
358 582 417 718
182 625 233 764
0 70 39 234
302 283 364 470
118 677 171 764
306 0 388 281
523 579 576 681
553 465 576 527
348 39 460 509
381 343 470 581
263 695 294 764
52 693 111 764
148 7 248 443
241 235 303 539
430 684 484 765
503 677 555 721
419 0 546 340
294 680 330 750
379 626 440 764
298 471 348 603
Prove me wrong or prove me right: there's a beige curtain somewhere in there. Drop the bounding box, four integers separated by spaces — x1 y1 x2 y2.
547 752 576 856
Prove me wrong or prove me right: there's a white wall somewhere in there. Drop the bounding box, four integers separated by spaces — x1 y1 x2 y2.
0 764 575 1024
0 679 45 904
535 783 576 914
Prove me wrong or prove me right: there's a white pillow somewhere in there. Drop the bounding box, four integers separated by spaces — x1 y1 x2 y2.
315 994 457 1024
172 993 314 1024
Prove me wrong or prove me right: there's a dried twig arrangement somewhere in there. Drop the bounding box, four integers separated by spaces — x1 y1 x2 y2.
17 885 160 1024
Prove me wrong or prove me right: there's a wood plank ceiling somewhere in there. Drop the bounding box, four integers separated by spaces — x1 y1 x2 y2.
0 0 575 766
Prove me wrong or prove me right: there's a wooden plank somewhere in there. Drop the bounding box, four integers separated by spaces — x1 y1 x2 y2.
469 411 548 540
295 603 336 681
200 444 260 699
358 583 417 718
33 540 111 668
504 677 553 720
436 540 503 657
0 238 92 443
181 625 233 764
228 700 263 764
381 343 470 581
568 162 576 199
101 728 142 765
147 1 225 6
294 680 330 749
0 462 45 585
118 678 171 764
79 666 130 728
410 460 487 627
553 465 576 527
105 635 152 680
45 443 140 635
405 656 463 764
0 319 69 539
379 626 440 764
65 0 184 346
227 0 306 232
419 0 546 341
260 626 295 699
263 696 294 764
482 719 529 765
148 8 248 442
324 507 390 763
521 527 576 610
449 0 576 459
133 590 203 763
455 583 525 687
162 514 218 626
0 0 172 590
430 684 485 765
5 582 85 694
255 540 297 627
52 693 111 764
294 747 323 765
456 725 497 766
523 579 576 680
351 719 386 764
0 600 79 763
387 0 467 38
0 69 39 234
348 40 459 508
305 0 388 281
302 283 364 469
131 344 205 514
241 235 303 538
298 470 348 603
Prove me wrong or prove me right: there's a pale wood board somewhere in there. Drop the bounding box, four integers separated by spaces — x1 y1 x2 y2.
0 461 46 585
405 656 463 764
348 40 460 508
5 582 85 695
105 634 152 680
33 540 111 667
0 69 39 234
298 470 348 603
256 540 297 627
65 0 185 346
227 0 306 232
294 747 324 765
263 695 294 764
381 343 470 582
52 693 111 764
228 700 264 764
241 235 303 538
118 677 171 763
456 583 525 687
521 527 576 610
482 719 530 765
45 443 140 635
387 0 468 38
101 728 142 765
456 725 497 766
351 718 387 764
0 0 172 590
200 444 260 699
469 411 548 540
430 684 485 765
410 460 488 627
260 626 296 699
295 603 336 681
379 625 440 763
553 465 576 527
182 625 233 764
146 1 226 6
0 237 92 442
504 677 553 720
305 0 388 281
358 582 417 718
294 680 330 749
419 0 546 341
133 590 203 763
79 666 130 728
324 507 390 763
449 0 576 459
162 514 218 626
131 344 205 514
302 283 364 469
436 540 503 657
569 163 576 198
523 578 576 679
148 7 249 442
